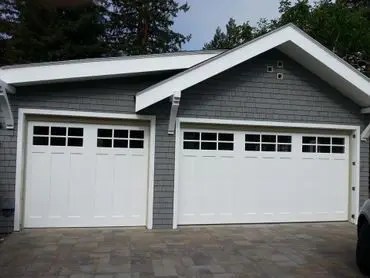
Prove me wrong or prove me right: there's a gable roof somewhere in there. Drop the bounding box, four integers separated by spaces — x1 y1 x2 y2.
0 50 223 86
135 23 370 112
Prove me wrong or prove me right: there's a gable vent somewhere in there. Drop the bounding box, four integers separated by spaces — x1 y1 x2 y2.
277 60 284 68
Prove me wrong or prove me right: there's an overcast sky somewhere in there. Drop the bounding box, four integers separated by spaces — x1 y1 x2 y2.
173 0 315 50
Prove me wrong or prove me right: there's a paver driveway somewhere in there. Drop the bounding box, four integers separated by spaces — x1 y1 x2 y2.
0 222 365 277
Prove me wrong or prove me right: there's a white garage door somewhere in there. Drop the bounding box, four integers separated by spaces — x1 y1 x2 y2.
24 121 149 228
178 127 350 225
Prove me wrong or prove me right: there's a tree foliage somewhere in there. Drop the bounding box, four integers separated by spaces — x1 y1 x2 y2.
0 0 191 65
204 0 370 76
203 18 254 50
106 0 191 56
1 0 109 65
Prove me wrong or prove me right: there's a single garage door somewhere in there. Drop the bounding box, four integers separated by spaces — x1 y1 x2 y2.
24 121 149 228
178 127 350 225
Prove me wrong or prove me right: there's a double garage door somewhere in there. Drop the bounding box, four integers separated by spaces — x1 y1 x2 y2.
178 127 350 225
23 120 351 228
24 121 149 228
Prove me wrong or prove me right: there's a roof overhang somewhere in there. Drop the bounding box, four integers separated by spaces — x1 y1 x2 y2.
0 51 222 86
135 24 370 112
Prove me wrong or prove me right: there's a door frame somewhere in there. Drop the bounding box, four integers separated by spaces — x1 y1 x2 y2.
173 117 361 229
14 108 156 231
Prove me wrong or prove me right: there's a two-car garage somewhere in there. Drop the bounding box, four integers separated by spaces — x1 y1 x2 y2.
177 123 353 226
19 113 357 229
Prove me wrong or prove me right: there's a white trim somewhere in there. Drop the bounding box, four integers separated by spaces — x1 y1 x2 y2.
172 118 181 229
171 117 361 229
177 117 359 131
135 24 370 112
14 108 156 231
14 109 25 231
0 52 221 86
354 128 361 224
147 118 156 229
18 108 156 121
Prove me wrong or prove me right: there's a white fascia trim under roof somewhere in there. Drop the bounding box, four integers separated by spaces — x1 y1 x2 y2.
135 23 370 112
0 51 222 86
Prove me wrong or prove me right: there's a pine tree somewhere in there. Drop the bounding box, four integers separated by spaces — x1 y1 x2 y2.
105 0 191 56
204 18 254 50
1 0 109 65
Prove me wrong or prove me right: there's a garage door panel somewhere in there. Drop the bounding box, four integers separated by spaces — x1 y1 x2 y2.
24 121 149 228
112 154 147 222
25 152 51 225
298 157 348 219
94 154 114 218
179 128 350 225
49 152 69 219
112 154 130 217
68 152 91 219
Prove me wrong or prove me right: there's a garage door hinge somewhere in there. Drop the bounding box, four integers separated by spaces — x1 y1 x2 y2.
352 162 356 166
352 186 356 191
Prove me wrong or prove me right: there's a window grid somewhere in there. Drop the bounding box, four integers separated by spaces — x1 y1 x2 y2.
302 136 345 153
33 126 83 147
183 132 234 151
245 133 292 152
97 129 144 149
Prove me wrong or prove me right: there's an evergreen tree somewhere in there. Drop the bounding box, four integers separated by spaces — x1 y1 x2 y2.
0 0 192 65
1 0 108 65
203 18 253 50
105 0 191 55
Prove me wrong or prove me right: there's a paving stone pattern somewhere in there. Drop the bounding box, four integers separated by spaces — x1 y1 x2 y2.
0 223 365 277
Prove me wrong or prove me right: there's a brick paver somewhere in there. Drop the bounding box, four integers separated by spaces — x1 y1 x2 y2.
0 222 365 277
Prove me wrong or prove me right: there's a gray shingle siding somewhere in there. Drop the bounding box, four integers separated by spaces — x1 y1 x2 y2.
0 49 368 231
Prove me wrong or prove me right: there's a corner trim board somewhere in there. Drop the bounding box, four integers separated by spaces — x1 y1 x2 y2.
14 108 156 231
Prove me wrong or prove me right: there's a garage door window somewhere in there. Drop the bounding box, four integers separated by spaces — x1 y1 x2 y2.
302 136 345 153
33 126 49 145
33 126 84 147
97 128 144 149
245 134 292 152
183 132 234 151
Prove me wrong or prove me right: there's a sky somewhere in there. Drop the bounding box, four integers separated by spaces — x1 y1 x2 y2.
173 0 315 50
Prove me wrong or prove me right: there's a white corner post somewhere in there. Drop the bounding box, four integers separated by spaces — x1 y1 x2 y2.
0 79 16 129
168 91 181 135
